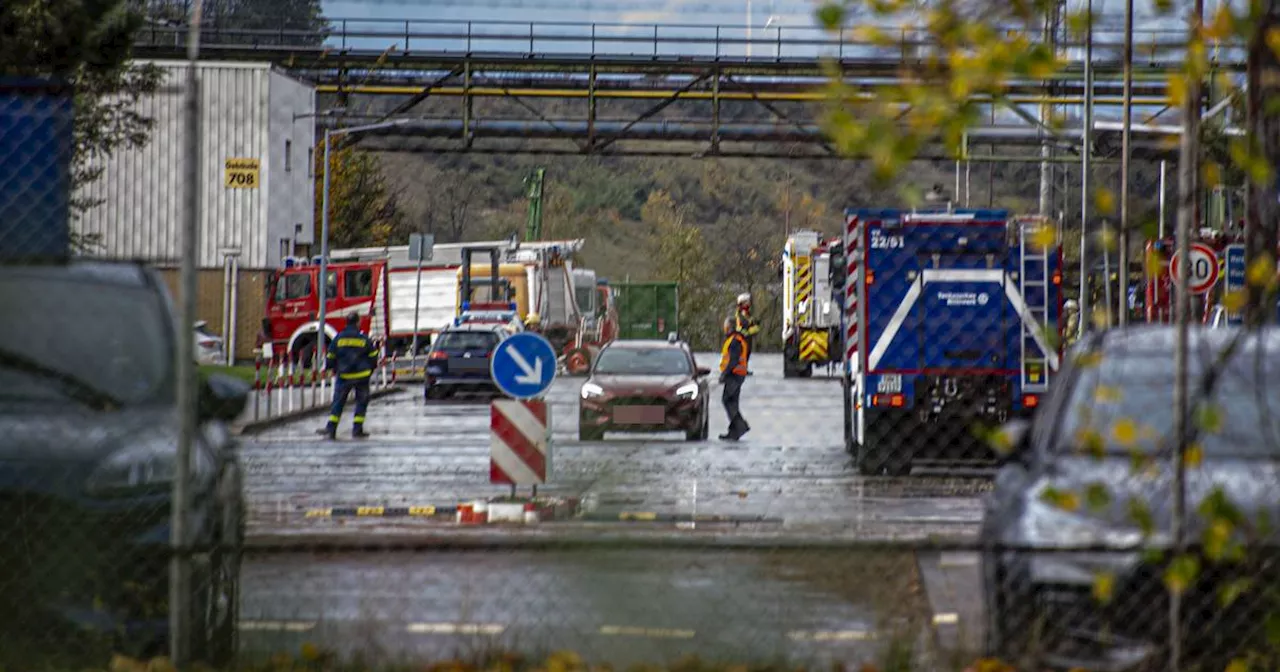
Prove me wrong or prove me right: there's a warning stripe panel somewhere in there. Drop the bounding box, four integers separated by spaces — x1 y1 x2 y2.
796 256 813 311
843 214 861 364
799 330 829 362
491 399 549 485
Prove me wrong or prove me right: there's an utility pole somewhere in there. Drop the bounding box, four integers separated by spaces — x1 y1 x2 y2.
1118 0 1135 326
524 167 545 242
1077 0 1094 339
1246 0 1280 325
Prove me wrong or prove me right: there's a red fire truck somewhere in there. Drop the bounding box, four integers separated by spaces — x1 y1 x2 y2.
263 257 391 365
1141 230 1241 325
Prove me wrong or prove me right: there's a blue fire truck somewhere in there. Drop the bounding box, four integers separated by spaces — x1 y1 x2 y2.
842 208 1064 476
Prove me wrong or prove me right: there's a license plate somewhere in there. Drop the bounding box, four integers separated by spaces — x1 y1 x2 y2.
451 358 489 372
613 405 665 425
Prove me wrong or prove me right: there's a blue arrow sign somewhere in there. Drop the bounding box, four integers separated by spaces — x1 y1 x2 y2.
1225 244 1246 325
490 332 558 399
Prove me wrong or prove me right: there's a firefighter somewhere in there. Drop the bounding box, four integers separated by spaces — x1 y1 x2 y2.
733 292 761 372
718 317 751 441
319 313 380 440
524 312 542 333
1063 299 1081 346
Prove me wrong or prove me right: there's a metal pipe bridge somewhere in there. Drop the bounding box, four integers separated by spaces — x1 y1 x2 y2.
132 18 1245 157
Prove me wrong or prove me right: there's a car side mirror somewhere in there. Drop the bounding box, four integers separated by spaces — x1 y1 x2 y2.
993 418 1033 466
198 372 251 423
696 367 712 378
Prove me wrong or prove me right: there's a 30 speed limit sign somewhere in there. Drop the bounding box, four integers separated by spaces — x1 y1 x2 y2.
1170 242 1220 295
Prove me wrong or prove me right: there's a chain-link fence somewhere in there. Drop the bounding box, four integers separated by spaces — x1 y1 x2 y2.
4 5 1280 672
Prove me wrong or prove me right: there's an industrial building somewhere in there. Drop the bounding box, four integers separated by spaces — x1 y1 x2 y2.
74 60 316 361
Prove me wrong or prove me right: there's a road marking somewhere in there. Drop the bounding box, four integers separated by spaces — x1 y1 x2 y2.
238 620 316 632
787 629 874 642
598 625 696 639
407 622 506 635
939 552 979 568
932 612 960 625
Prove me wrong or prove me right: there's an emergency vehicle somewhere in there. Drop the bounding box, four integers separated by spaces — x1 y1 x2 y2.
781 230 844 377
263 257 391 366
455 243 618 374
842 208 1064 476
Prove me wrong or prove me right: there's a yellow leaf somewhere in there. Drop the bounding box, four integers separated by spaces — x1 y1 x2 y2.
1206 5 1235 40
1092 571 1116 603
1246 253 1276 288
300 642 322 662
1185 442 1204 468
1267 27 1280 60
1030 225 1057 251
1094 385 1123 403
1222 289 1247 312
1094 187 1116 214
1225 658 1250 672
1202 162 1223 188
1167 74 1188 107
1112 418 1139 446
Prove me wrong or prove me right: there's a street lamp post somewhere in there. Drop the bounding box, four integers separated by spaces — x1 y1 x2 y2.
314 119 410 368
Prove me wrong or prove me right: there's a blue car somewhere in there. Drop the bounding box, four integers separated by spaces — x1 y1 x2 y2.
423 324 510 400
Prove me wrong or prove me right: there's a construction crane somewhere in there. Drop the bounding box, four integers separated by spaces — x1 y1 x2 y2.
524 167 545 242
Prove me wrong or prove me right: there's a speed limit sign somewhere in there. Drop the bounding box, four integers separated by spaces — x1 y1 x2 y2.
1170 243 1220 295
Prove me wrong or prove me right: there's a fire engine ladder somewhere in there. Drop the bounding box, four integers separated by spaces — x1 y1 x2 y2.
1018 219 1052 393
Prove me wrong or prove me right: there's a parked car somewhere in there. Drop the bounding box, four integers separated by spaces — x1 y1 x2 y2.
424 323 510 400
981 325 1280 672
0 260 249 667
194 320 226 365
578 338 711 441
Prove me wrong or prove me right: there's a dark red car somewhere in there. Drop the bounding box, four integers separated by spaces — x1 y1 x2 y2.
578 339 712 441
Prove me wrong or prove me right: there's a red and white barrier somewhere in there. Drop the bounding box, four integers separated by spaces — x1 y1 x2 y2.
843 213 862 368
489 399 551 485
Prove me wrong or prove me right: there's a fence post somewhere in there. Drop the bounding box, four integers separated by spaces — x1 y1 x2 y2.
253 355 262 422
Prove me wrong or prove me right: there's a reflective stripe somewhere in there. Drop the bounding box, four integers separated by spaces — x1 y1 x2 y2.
336 337 367 348
340 370 373 380
719 333 748 376
353 416 365 423
328 415 340 423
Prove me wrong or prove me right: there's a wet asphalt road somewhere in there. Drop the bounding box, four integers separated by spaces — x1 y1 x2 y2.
235 353 990 665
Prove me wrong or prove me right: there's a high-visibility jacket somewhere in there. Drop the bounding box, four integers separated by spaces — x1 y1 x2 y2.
327 325 380 380
719 332 749 377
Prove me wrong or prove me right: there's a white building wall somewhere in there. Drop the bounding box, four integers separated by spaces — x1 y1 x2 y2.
265 68 316 268
74 60 315 269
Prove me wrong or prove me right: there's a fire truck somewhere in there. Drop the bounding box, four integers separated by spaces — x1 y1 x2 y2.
455 242 618 374
781 230 845 378
263 257 391 366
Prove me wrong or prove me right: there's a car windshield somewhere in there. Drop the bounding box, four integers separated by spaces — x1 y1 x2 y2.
593 347 691 376
435 331 500 351
1056 345 1280 457
0 273 173 406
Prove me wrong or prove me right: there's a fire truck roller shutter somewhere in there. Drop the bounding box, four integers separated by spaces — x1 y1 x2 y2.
799 329 829 362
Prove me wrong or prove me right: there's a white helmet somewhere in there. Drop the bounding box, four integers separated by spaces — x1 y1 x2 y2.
736 292 752 306
1064 299 1079 311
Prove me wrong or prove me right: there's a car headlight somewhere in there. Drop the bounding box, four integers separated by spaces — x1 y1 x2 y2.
675 382 699 400
86 432 214 495
581 382 604 400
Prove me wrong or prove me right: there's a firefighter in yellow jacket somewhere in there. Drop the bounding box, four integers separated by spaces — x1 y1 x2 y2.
734 292 761 374
718 317 751 441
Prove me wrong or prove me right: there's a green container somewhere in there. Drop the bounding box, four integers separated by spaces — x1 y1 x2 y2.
613 282 680 340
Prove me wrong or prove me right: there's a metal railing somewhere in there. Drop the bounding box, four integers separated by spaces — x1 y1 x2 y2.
238 348 399 428
133 17 1250 67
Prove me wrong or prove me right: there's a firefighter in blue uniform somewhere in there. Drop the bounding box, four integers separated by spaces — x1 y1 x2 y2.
320 313 380 440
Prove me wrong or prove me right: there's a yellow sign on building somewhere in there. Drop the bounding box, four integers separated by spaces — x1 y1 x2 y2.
224 158 260 189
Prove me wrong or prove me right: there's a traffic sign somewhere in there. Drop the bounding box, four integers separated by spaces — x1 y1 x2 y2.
1170 243 1220 295
1224 244 1246 324
490 332 558 399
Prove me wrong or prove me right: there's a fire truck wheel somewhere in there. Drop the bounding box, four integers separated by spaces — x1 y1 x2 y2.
564 347 591 375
